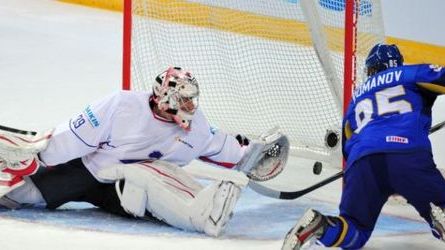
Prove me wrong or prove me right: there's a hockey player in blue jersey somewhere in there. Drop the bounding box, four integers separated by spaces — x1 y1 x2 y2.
282 43 445 250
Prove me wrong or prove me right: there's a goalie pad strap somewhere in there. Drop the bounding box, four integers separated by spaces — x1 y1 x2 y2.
115 180 147 217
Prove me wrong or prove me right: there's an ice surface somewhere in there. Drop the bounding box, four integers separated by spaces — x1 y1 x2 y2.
0 0 444 249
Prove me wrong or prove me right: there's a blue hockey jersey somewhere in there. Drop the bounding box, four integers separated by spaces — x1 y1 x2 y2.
343 64 445 168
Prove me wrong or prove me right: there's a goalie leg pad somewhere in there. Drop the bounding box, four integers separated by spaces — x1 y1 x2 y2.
137 161 242 236
98 160 204 228
98 160 241 236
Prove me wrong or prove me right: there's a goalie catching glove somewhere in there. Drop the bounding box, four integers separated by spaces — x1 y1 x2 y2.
0 128 52 197
236 127 289 182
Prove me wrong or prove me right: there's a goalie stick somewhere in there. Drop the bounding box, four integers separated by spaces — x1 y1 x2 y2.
0 125 37 136
248 120 445 200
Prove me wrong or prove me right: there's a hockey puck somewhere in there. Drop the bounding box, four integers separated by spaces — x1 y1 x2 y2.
325 130 339 148
313 161 323 175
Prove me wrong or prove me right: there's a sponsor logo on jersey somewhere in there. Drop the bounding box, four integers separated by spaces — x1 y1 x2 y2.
175 136 194 149
84 106 100 127
386 136 409 144
353 70 402 100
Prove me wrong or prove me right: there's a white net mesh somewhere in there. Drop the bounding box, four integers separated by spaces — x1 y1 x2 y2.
127 0 384 163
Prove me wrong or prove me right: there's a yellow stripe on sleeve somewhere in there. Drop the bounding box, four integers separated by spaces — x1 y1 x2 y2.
344 121 353 139
417 82 445 95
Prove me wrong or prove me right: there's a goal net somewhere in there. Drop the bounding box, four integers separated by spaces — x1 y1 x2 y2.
122 0 384 165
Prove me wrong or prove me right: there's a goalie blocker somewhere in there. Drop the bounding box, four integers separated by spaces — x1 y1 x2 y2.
0 126 52 198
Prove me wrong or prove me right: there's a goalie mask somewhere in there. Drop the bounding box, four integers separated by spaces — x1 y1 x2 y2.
153 67 200 130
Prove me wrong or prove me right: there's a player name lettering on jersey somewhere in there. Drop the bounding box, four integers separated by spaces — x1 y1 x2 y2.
353 70 402 100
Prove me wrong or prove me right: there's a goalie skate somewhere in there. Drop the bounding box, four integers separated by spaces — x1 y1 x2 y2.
431 203 445 241
282 209 328 250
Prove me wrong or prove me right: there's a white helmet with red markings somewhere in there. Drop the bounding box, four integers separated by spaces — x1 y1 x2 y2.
153 67 200 130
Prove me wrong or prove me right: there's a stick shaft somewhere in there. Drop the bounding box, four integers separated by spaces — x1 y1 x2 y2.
0 125 37 136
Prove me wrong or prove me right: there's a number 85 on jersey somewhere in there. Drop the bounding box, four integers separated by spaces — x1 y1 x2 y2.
350 85 413 134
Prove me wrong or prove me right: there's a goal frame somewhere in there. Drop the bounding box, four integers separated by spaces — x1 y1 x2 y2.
121 0 374 167
122 0 132 90
343 0 357 115
122 0 358 105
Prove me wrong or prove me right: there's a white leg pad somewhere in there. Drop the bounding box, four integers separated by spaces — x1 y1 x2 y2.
137 161 205 231
144 176 241 237
99 161 241 236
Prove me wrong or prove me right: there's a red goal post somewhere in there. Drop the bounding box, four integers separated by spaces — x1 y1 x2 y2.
122 0 384 167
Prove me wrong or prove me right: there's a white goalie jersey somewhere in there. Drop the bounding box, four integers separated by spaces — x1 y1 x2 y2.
39 90 247 182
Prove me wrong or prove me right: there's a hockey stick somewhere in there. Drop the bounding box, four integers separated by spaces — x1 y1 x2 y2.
248 170 343 200
0 124 37 136
429 120 445 134
248 120 445 200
